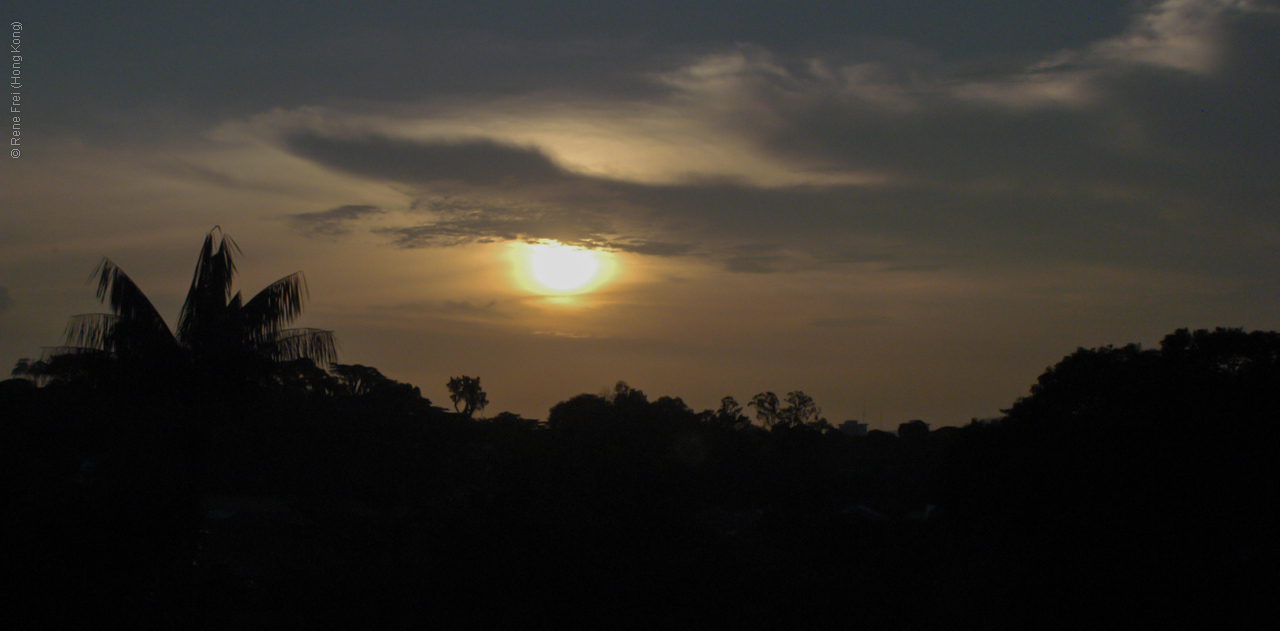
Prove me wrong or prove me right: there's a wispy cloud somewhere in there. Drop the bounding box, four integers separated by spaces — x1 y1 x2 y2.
376 195 695 258
290 204 387 237
373 193 614 248
1090 0 1245 73
385 299 508 319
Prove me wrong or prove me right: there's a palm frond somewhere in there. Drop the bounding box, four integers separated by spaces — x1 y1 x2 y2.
241 272 309 338
211 231 240 299
92 259 170 325
260 327 338 366
88 259 177 351
177 229 241 348
187 228 241 300
63 313 120 351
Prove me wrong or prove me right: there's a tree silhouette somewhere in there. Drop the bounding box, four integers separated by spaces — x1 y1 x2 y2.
749 391 780 428
14 228 336 386
447 375 488 417
748 390 829 430
779 390 826 430
608 380 648 409
331 364 394 396
711 395 750 429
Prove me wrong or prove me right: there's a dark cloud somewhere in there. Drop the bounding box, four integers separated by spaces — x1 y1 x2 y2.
276 133 770 235
375 199 695 258
609 240 695 257
29 10 673 137
0 287 12 313
662 9 1280 276
284 135 574 188
281 136 700 255
263 4 1280 281
375 197 613 248
280 134 849 266
278 126 1270 276
742 9 1280 210
27 1 1134 136
289 205 386 237
373 199 706 255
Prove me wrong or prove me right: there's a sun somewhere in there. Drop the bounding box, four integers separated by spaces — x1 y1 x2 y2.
529 243 599 291
511 241 614 296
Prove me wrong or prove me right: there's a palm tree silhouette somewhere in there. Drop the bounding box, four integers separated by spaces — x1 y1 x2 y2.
21 228 336 385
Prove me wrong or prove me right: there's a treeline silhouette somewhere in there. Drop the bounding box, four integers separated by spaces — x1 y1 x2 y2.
2 235 1276 628
5 327 1277 628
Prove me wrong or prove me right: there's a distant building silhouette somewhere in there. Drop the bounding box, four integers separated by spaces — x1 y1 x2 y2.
838 420 869 436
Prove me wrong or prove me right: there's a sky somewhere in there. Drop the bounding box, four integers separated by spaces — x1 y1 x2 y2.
2 1 1278 428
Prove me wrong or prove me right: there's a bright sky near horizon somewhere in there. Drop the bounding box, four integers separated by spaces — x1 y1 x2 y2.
2 1 1278 428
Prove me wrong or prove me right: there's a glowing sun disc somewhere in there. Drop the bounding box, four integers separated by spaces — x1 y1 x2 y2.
529 244 600 292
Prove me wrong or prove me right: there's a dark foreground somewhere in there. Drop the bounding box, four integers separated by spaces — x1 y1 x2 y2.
3 329 1278 629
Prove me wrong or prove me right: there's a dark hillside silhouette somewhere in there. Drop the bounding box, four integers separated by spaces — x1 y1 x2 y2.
938 328 1280 627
